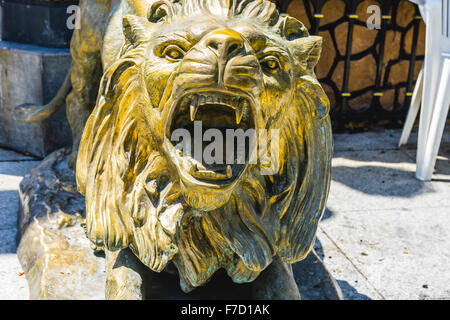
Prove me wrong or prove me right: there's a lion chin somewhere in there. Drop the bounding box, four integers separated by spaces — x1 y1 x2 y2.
76 0 333 293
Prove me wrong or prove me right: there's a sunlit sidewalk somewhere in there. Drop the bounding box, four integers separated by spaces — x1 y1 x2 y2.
0 126 449 300
318 126 450 300
0 149 38 299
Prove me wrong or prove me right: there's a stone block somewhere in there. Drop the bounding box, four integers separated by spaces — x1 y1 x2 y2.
0 41 72 157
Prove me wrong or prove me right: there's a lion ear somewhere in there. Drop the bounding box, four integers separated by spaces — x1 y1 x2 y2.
291 36 323 72
123 14 151 44
148 0 174 23
280 16 322 72
280 15 309 40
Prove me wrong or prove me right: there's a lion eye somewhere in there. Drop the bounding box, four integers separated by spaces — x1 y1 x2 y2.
260 56 281 73
163 45 185 61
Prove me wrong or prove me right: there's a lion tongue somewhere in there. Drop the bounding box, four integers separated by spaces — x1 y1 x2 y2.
189 164 232 181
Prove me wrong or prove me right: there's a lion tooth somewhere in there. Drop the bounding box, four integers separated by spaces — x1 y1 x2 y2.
189 164 197 175
190 95 199 121
190 105 196 121
199 95 207 106
236 109 244 124
236 99 246 124
226 165 232 178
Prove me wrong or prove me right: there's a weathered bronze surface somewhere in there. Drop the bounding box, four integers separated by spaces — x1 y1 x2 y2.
16 149 106 300
15 0 334 299
16 149 341 299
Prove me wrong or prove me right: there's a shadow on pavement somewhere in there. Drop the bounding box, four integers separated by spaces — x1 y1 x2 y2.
312 236 372 300
331 165 427 197
321 208 333 221
337 280 371 300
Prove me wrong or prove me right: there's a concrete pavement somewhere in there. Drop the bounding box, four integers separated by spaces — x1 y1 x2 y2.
0 148 38 299
318 127 450 300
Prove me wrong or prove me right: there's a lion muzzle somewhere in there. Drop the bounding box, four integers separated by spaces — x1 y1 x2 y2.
163 28 262 211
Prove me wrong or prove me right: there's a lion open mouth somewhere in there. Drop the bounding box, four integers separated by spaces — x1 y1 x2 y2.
166 90 256 184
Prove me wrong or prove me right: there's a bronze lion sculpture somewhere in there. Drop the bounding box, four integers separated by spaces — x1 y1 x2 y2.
15 0 333 300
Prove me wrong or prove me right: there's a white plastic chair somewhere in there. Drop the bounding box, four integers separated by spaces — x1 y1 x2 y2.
399 0 450 181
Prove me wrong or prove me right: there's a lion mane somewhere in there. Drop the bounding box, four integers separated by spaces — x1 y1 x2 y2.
76 0 332 292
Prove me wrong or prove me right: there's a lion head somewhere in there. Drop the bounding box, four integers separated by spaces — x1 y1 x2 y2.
76 0 332 292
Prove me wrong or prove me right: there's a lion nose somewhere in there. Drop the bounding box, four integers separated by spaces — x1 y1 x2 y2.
205 28 244 60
